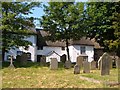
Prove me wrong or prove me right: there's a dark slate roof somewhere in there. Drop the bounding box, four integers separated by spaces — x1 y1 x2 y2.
36 29 94 47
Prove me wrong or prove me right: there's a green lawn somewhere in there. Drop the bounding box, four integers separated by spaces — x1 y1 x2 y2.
2 62 119 88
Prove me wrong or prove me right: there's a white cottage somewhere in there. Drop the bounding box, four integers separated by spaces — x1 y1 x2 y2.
4 29 94 63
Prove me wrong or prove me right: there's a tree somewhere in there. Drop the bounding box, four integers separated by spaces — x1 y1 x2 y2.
1 2 41 61
85 2 120 57
40 2 86 62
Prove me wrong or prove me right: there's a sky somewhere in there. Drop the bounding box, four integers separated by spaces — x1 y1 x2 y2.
28 3 46 29
28 1 88 29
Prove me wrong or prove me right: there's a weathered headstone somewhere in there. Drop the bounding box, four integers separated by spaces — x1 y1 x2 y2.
50 58 58 70
76 56 83 68
98 53 112 70
83 61 90 73
8 55 15 68
74 64 80 74
16 55 21 62
90 60 96 70
117 57 120 84
98 56 102 70
60 54 66 63
40 56 46 66
64 60 71 69
116 58 120 68
20 53 28 66
100 53 110 75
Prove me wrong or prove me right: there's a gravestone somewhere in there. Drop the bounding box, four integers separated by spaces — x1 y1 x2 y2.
100 52 110 75
98 53 112 70
117 57 120 84
8 55 15 68
50 58 58 70
74 64 80 74
83 61 90 73
60 54 66 63
40 56 46 66
76 56 83 68
20 53 28 66
64 60 71 69
98 56 102 70
16 55 21 62
90 60 96 70
116 58 120 68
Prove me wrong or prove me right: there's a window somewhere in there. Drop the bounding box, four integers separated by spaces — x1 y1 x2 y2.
61 47 65 50
38 46 43 50
80 46 85 54
17 51 23 55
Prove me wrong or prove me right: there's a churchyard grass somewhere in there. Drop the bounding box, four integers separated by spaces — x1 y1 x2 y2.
2 62 119 88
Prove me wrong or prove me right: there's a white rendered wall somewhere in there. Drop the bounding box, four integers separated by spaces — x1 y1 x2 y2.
37 46 67 56
69 45 94 62
5 35 37 62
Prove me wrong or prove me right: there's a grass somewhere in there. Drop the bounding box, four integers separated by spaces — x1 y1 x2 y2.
2 62 119 88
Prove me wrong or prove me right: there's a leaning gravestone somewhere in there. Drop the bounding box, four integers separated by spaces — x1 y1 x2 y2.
83 61 90 73
20 53 28 66
50 58 58 70
76 56 83 68
98 56 102 70
90 60 96 70
64 60 71 69
100 52 110 75
74 64 80 74
98 53 112 70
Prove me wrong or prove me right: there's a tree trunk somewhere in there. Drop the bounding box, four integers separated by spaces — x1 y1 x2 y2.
2 47 5 62
66 39 70 61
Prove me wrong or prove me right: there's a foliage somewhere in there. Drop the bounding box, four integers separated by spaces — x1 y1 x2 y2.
40 2 86 61
85 2 120 56
1 2 40 60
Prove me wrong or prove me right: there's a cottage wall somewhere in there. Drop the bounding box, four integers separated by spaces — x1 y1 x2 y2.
37 46 67 56
4 35 37 62
69 45 94 62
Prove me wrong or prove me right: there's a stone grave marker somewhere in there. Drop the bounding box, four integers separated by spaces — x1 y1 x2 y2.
117 57 120 84
20 53 28 66
98 56 102 70
90 60 96 70
116 57 120 68
16 55 21 62
100 52 110 75
64 60 71 69
83 61 90 73
8 55 15 68
74 64 80 74
98 53 112 70
76 56 83 68
50 58 58 70
60 54 66 63
40 56 46 66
